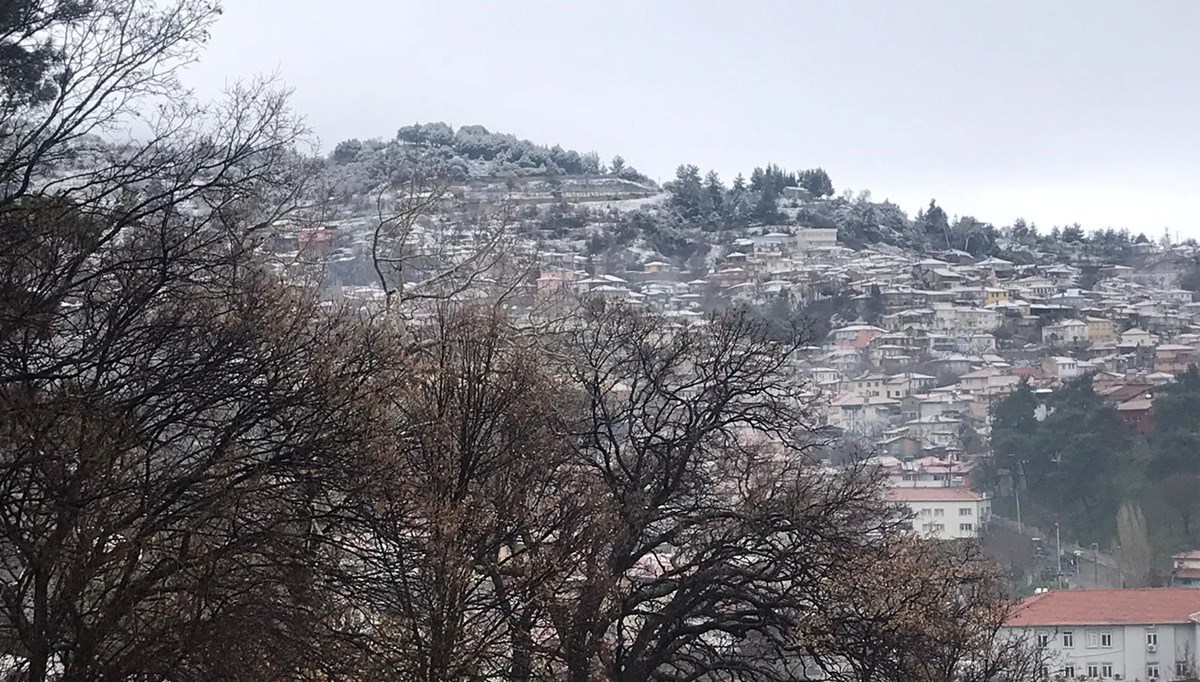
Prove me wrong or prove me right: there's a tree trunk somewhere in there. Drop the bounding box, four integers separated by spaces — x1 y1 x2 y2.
28 568 49 682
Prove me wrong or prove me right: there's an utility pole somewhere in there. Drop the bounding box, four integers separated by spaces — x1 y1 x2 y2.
1056 523 1063 588
1092 542 1100 586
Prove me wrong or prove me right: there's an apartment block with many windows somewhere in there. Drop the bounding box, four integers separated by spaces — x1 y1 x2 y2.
1003 589 1200 681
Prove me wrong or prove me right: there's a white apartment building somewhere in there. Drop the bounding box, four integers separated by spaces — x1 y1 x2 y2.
1004 589 1200 682
931 303 1003 332
885 487 991 540
826 394 899 437
794 228 839 251
1044 319 1090 345
1043 356 1082 378
958 367 1021 396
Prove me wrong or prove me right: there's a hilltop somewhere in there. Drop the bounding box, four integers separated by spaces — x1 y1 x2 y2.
323 123 1180 274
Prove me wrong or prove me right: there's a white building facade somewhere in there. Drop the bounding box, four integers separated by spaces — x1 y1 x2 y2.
885 487 991 540
1004 589 1200 682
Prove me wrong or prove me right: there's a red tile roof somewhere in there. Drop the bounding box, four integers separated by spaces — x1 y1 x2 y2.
1007 589 1200 627
885 487 987 502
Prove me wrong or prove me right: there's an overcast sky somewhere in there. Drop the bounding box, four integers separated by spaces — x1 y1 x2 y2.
183 0 1200 236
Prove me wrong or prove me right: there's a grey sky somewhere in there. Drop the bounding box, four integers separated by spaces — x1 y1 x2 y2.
185 1 1200 235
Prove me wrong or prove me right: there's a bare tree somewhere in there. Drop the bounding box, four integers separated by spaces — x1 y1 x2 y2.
811 538 1046 682
527 301 897 682
0 3 387 680
1116 502 1152 588
366 171 531 326
328 303 588 682
0 6 1056 682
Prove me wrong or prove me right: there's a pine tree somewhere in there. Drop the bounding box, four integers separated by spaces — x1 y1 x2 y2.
704 170 724 215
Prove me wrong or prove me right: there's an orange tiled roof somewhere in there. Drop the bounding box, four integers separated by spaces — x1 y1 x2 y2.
1008 589 1200 627
885 487 987 502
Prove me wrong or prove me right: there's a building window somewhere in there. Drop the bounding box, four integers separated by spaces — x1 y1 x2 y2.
1062 631 1074 648
1063 665 1075 678
1037 632 1050 648
1147 631 1158 647
1148 664 1160 679
1087 664 1099 678
960 507 973 516
1102 664 1113 678
1087 632 1100 649
1176 662 1189 678
932 523 945 532
960 523 974 532
935 508 945 517
1101 632 1112 648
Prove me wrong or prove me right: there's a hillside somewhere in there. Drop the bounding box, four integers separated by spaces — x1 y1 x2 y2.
324 123 1180 276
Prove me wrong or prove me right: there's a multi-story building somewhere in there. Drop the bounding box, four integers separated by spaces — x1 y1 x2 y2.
984 287 1010 306
1086 317 1118 345
1155 345 1199 374
886 487 991 540
827 394 899 436
1042 355 1091 379
1171 551 1200 588
958 367 1021 396
794 228 839 251
1003 589 1200 681
881 372 937 399
829 324 886 350
1120 328 1157 348
1044 319 1089 345
932 303 1003 332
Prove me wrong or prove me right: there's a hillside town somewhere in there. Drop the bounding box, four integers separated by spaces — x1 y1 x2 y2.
9 2 1200 679
257 153 1200 680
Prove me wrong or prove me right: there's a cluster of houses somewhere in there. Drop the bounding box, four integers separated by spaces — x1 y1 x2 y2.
529 227 1200 544
282 187 1200 678
293 202 1200 554
533 225 1200 675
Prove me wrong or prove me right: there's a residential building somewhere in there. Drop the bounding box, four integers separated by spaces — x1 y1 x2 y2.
829 324 886 350
1120 328 1158 348
826 394 899 436
902 412 963 444
886 487 991 540
1003 589 1200 681
932 303 1003 332
794 228 839 251
1086 317 1118 345
958 367 1020 396
781 186 814 202
977 256 1015 276
843 372 890 397
1043 356 1082 379
1015 276 1058 300
1155 345 1199 375
1160 289 1195 305
882 372 937 399
1044 319 1089 345
1171 551 1200 588
984 287 1010 306
899 392 967 422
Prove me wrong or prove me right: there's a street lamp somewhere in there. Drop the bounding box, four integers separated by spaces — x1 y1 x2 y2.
1055 523 1063 588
